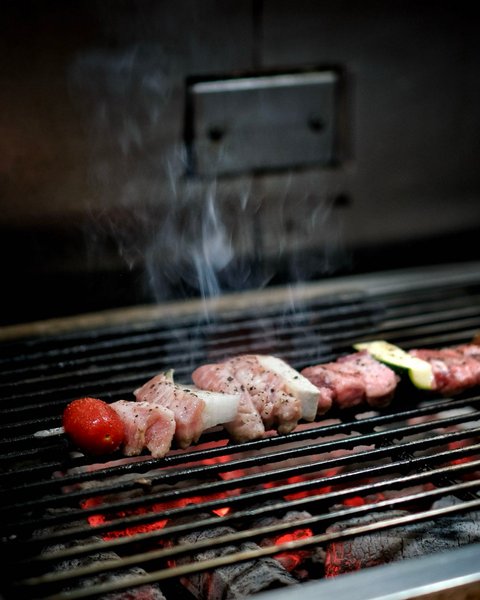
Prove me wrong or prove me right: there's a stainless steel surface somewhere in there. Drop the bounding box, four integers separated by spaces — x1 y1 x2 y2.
1 260 479 342
2 261 480 599
255 542 480 600
188 71 338 176
3 1 480 329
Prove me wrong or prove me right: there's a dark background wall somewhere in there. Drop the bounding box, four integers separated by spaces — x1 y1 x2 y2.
1 1 480 326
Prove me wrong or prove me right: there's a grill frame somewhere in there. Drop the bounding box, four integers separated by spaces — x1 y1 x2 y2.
2 260 480 600
255 541 480 600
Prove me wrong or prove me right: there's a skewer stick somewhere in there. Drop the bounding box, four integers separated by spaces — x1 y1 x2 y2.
33 426 64 438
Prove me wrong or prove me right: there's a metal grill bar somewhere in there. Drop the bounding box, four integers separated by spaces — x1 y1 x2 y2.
0 287 478 388
2 264 480 600
20 476 480 569
3 395 480 506
11 497 480 600
3 413 480 516
6 445 480 555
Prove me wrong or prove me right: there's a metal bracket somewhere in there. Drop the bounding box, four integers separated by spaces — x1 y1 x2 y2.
187 70 339 177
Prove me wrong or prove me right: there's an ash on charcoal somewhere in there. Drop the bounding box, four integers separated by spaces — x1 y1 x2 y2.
33 517 166 600
174 523 298 600
324 496 480 577
42 537 166 599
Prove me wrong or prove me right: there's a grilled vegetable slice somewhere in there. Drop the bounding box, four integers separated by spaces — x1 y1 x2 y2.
353 340 435 390
63 397 125 455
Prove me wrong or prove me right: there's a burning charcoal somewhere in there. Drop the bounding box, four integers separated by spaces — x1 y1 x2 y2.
33 518 166 600
254 510 322 578
174 524 298 599
324 499 480 577
324 509 407 576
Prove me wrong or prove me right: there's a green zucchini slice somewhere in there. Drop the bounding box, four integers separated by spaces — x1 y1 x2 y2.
353 340 435 390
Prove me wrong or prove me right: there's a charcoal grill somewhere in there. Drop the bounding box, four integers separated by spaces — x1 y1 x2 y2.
1 262 480 600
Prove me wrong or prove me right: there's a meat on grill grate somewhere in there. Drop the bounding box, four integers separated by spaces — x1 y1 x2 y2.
2 264 480 600
301 350 399 409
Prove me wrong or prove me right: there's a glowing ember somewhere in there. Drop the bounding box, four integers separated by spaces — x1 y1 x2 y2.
448 439 480 478
82 498 169 539
81 487 237 540
343 496 366 507
212 507 231 517
273 528 314 572
281 469 340 501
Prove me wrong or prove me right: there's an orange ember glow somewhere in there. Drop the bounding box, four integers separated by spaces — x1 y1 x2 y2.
81 498 169 539
273 528 314 572
278 469 340 501
448 438 480 479
81 461 343 542
212 507 231 517
275 528 313 545
343 496 366 507
81 484 239 540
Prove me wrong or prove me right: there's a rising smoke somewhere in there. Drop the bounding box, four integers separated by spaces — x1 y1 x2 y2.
69 44 347 306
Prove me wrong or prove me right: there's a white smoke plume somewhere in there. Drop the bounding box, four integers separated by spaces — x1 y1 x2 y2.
69 43 347 306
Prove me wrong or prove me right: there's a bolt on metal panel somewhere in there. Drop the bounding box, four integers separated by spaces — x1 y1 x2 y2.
188 71 339 177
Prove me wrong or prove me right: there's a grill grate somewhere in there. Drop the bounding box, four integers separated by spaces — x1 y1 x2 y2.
1 265 480 599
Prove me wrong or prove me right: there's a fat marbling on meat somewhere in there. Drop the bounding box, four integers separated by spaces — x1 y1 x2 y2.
192 354 325 442
409 343 480 395
110 400 176 458
134 371 240 448
301 350 399 410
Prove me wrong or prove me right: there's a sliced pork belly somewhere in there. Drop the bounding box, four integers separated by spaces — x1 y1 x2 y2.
256 355 327 420
301 350 399 409
301 364 364 410
134 372 240 448
111 400 175 458
456 343 480 359
192 354 323 441
409 344 480 395
192 358 267 442
135 373 204 448
335 351 399 407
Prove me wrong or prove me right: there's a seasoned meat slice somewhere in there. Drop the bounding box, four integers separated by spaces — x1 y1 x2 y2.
192 359 266 442
301 364 365 409
334 351 399 407
111 400 175 458
135 371 240 448
192 354 321 440
135 373 205 448
301 351 399 409
409 345 480 395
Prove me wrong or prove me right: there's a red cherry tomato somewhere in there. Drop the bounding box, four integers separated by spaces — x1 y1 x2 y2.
62 397 125 455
